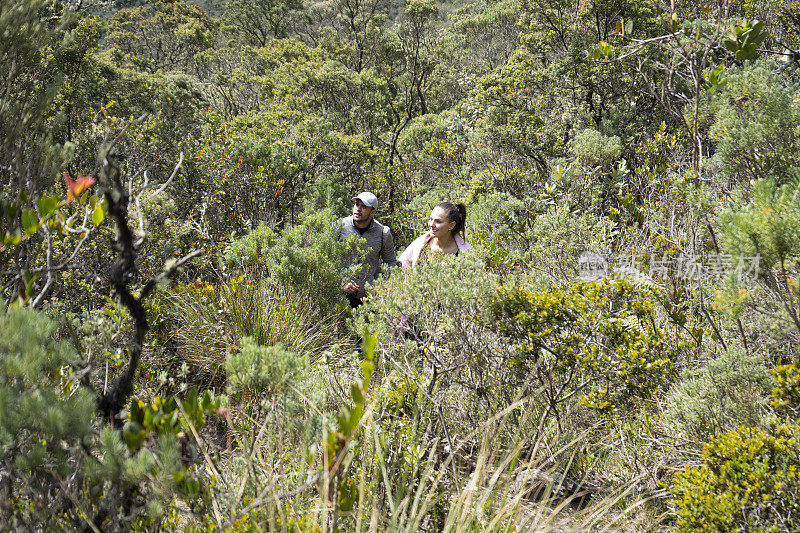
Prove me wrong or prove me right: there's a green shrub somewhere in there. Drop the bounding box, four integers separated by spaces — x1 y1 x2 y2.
488 277 686 417
467 165 532 201
700 63 800 184
358 254 505 422
466 191 528 277
226 338 306 399
223 337 325 443
0 304 95 524
517 203 614 285
719 178 800 278
771 362 800 418
223 222 277 272
361 252 499 333
671 423 800 532
149 277 341 388
0 303 223 528
571 128 622 167
716 177 800 343
224 208 362 314
663 349 773 442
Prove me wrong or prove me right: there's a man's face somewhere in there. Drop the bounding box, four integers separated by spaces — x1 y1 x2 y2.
352 199 375 224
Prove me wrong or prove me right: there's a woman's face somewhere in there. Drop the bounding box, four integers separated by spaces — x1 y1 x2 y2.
428 206 456 238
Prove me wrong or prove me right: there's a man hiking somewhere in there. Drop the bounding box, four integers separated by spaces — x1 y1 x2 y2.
339 192 396 308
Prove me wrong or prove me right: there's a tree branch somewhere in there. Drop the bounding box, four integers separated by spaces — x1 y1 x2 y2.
95 151 202 420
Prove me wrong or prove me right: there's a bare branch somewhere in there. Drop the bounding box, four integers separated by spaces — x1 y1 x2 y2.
146 151 184 201
139 248 204 301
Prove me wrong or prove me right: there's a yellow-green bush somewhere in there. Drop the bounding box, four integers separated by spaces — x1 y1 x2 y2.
671 423 800 532
772 363 800 417
488 277 687 416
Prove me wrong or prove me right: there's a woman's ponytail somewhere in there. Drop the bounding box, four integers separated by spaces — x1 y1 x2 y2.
436 201 467 238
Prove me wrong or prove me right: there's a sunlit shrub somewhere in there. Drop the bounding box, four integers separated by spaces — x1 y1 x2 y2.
771 362 800 418
488 277 687 417
671 423 800 532
716 177 800 352
224 208 362 314
358 254 504 421
571 128 622 167
519 203 613 285
226 338 305 399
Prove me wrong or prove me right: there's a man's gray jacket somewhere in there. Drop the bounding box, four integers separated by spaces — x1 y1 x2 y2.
339 216 396 298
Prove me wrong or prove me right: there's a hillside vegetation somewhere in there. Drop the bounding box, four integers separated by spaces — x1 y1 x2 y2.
2 0 800 530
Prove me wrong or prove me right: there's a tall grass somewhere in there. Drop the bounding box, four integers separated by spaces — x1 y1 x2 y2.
187 392 665 532
150 278 346 388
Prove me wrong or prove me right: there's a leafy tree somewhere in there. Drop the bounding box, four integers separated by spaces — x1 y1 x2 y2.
0 0 74 199
106 0 218 74
0 0 109 306
442 0 521 89
328 0 391 72
222 0 306 45
374 0 441 209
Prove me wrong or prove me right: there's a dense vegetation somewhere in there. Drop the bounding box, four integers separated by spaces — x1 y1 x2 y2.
2 0 800 529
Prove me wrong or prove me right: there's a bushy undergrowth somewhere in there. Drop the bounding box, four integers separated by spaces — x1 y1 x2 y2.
0 304 224 529
488 276 689 417
671 423 800 532
772 362 800 418
358 254 505 419
149 277 343 388
0 305 95 525
664 349 773 442
223 208 362 314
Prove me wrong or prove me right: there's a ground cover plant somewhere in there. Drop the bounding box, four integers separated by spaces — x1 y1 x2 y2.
3 0 800 529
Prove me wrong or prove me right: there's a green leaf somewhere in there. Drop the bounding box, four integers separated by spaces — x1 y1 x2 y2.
724 20 770 61
180 477 200 498
23 271 39 297
351 383 364 405
22 209 40 235
143 409 154 429
38 195 59 218
130 401 145 423
186 387 198 409
589 41 615 61
123 424 147 451
92 204 105 225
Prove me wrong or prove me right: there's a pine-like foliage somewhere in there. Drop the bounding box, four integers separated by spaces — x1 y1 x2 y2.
0 304 95 526
0 304 223 529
